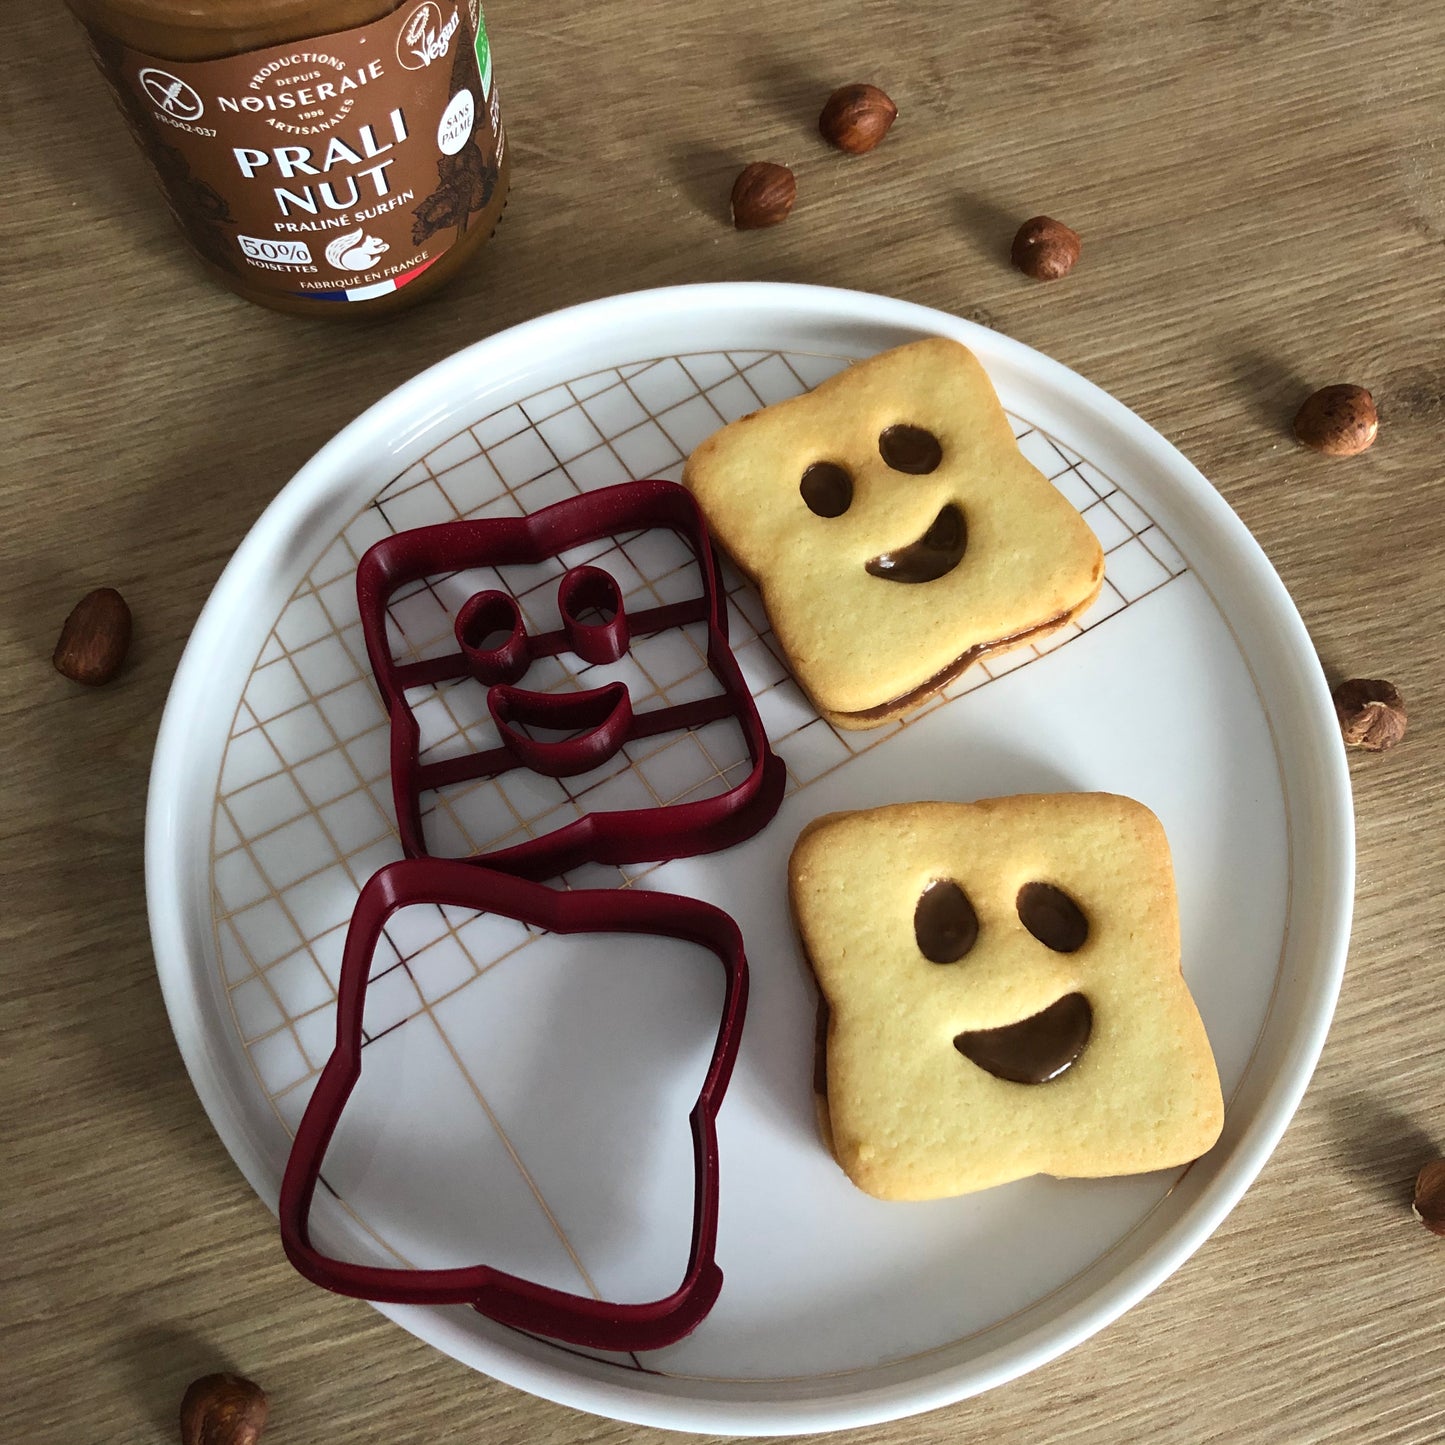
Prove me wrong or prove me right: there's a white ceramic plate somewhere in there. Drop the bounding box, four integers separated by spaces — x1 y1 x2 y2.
146 283 1353 1434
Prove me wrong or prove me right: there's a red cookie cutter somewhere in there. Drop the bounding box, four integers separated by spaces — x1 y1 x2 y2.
356 480 786 877
279 858 748 1352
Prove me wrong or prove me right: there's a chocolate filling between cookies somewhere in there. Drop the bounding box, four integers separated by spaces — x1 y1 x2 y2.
839 603 1082 723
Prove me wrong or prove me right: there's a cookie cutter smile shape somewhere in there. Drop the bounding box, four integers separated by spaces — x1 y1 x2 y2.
278 858 749 1352
356 480 786 878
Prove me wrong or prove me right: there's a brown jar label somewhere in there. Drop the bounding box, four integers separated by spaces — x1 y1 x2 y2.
86 0 505 302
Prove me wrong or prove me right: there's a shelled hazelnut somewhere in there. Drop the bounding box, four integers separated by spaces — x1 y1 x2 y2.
52 587 132 685
1413 1160 1445 1236
818 84 897 154
1011 216 1081 280
1332 678 1407 752
1293 385 1378 456
731 162 797 229
180 1373 268 1445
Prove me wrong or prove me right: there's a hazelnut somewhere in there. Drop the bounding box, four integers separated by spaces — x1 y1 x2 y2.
730 162 796 229
1293 384 1378 456
52 587 132 685
1413 1160 1445 1236
1011 216 1081 281
818 84 897 154
1332 678 1407 751
180 1374 269 1445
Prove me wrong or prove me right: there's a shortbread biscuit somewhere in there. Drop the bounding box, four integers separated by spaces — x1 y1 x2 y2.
789 794 1223 1200
683 338 1104 728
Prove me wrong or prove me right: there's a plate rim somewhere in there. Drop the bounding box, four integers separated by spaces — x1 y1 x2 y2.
145 281 1354 1433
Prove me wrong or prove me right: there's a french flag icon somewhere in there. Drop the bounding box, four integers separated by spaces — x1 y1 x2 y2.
302 255 438 303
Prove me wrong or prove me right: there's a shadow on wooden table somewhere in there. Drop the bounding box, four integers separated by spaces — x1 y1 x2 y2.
1218 346 1312 441
953 191 1021 261
110 1323 242 1438
1321 1090 1436 1209
741 48 844 142
669 143 746 228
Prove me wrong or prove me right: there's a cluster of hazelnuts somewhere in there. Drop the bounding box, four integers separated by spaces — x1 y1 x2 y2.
728 83 1083 287
729 84 898 231
728 86 1383 467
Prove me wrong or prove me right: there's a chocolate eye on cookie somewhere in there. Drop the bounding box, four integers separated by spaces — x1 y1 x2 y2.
914 878 979 963
1017 881 1089 953
878 423 943 474
800 461 853 517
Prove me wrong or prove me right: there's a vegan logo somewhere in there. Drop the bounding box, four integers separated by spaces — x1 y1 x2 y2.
396 1 461 69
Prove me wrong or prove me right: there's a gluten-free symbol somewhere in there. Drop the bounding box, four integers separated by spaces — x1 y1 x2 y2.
137 68 205 122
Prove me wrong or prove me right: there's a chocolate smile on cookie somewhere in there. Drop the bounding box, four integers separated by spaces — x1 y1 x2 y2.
954 993 1093 1084
865 503 967 584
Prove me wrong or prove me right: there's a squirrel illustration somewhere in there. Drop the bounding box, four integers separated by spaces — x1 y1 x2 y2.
325 229 390 272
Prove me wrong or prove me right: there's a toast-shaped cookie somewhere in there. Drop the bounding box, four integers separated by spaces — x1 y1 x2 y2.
683 338 1104 729
789 794 1223 1200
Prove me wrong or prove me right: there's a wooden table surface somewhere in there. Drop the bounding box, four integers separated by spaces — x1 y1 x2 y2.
5 0 1444 1440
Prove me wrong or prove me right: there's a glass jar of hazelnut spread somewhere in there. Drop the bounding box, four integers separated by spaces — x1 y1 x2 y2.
67 0 509 314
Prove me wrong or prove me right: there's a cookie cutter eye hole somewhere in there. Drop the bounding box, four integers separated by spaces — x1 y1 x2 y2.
800 461 854 518
569 593 616 626
455 590 529 685
914 879 979 963
1016 882 1089 953
879 424 943 475
557 565 629 665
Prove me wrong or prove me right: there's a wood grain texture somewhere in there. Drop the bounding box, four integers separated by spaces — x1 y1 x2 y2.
3 0 1442 1440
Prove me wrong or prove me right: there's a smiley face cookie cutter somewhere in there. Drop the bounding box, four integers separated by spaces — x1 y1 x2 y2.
356 480 786 878
278 858 748 1351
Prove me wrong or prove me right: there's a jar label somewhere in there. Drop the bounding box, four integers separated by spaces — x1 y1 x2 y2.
85 0 505 302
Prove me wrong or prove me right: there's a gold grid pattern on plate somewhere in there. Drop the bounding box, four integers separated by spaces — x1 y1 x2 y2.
208 347 1191 1374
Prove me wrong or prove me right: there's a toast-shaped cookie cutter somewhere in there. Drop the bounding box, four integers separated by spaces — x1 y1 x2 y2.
279 858 748 1351
356 480 786 877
